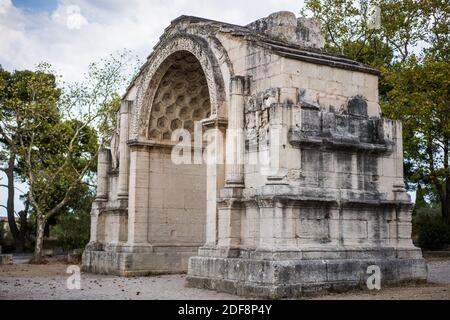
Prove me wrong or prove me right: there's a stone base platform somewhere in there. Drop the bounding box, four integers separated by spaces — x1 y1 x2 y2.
82 243 199 276
186 248 428 298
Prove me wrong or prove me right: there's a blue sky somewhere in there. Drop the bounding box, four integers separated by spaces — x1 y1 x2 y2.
0 0 304 82
0 0 417 216
0 0 306 216
12 0 58 12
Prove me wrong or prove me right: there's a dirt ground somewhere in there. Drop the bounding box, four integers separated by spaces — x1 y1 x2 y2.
1 257 449 300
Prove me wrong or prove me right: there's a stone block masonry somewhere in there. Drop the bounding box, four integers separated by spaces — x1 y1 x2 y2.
83 11 427 297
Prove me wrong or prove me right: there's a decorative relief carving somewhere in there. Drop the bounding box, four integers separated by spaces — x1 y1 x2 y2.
131 34 228 140
288 106 394 154
244 88 280 149
148 52 211 140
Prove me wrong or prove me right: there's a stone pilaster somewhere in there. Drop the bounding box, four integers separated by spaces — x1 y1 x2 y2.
392 120 410 202
266 102 290 185
217 188 243 248
202 117 227 247
89 214 99 243
257 198 295 250
117 100 132 200
126 144 150 245
87 200 106 246
225 76 246 187
397 204 415 247
88 202 103 244
96 148 110 201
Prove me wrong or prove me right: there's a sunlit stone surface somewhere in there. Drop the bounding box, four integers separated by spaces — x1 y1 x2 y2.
82 11 427 297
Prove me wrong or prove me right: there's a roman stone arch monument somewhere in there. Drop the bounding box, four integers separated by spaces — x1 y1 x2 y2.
83 11 427 297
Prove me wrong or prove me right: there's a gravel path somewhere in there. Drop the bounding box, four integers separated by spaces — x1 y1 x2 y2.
0 259 449 300
427 259 450 284
0 264 242 300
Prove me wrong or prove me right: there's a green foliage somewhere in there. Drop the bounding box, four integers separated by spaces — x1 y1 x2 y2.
301 0 428 65
52 212 91 251
24 118 99 215
414 202 442 228
51 187 94 251
382 56 449 186
0 64 63 252
415 212 450 250
413 199 450 250
15 52 136 219
301 0 450 224
421 0 450 60
0 50 139 260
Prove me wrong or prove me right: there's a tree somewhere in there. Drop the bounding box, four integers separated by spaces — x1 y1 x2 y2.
1 51 138 262
22 116 99 259
301 0 450 224
51 185 94 251
422 0 449 61
0 65 60 252
301 0 427 65
382 56 450 223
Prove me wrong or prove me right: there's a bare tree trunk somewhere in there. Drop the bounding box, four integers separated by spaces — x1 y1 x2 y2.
443 138 450 225
427 134 449 225
6 151 24 252
15 236 24 253
443 195 449 225
18 205 28 252
31 216 46 263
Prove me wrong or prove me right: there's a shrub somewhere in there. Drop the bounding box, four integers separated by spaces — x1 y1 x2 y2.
50 186 94 252
416 216 450 250
52 210 90 251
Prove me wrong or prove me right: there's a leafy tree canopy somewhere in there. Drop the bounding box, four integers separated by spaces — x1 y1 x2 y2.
301 0 450 223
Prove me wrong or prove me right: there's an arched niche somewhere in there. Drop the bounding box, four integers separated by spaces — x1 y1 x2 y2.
131 34 231 141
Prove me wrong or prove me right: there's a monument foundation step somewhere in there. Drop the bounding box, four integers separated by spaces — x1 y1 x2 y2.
82 246 199 276
186 255 428 298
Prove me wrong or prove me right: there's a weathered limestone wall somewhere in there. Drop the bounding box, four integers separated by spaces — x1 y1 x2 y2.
83 11 426 295
84 48 213 275
247 11 324 49
281 59 380 116
239 203 413 250
147 148 207 246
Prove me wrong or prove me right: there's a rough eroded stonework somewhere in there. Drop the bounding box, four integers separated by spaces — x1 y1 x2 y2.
82 11 427 297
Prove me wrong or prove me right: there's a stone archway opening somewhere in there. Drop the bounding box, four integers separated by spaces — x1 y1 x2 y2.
84 13 426 295
148 51 211 141
145 51 210 268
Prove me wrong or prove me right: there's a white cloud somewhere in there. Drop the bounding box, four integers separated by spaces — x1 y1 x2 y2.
0 0 304 215
0 0 304 82
0 0 12 15
52 4 88 30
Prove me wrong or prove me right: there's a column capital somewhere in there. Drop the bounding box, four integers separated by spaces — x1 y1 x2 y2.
230 76 245 95
201 117 228 130
230 75 252 96
120 100 133 114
